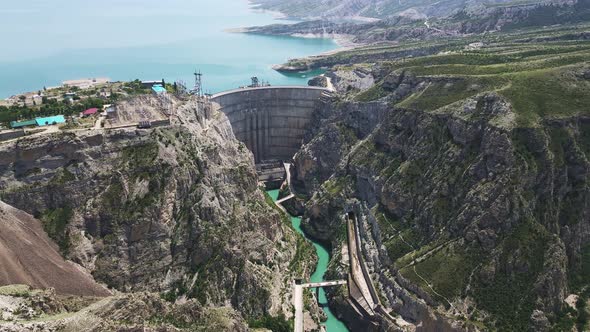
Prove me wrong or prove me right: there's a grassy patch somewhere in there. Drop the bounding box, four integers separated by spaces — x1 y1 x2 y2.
397 76 505 112
500 68 590 126
355 84 387 102
400 243 477 303
0 284 31 297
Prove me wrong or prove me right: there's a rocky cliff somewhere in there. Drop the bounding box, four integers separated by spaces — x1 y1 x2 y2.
295 93 589 331
0 96 308 324
290 36 590 331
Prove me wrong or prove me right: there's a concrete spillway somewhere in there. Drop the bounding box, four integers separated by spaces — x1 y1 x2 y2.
211 86 330 163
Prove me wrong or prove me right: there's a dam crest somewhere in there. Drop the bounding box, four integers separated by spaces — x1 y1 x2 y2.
211 86 332 164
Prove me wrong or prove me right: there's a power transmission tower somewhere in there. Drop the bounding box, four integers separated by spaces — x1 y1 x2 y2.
193 70 203 97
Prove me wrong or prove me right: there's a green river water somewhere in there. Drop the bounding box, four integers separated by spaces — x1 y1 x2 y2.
267 189 349 332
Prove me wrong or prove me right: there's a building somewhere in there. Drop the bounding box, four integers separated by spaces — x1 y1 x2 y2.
10 119 37 129
105 106 116 118
81 108 99 117
64 92 77 102
35 115 66 127
152 84 167 95
142 80 165 88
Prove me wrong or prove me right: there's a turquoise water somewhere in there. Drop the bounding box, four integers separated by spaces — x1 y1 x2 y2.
0 0 337 98
267 189 349 332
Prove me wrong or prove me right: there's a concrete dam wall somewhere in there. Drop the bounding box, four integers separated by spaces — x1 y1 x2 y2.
211 86 331 163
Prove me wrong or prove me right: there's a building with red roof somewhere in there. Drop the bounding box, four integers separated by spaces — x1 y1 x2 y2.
81 108 99 117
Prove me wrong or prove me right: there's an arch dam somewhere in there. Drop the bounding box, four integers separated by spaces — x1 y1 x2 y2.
211 86 332 165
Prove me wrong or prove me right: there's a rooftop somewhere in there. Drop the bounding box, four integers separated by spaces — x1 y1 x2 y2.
35 115 66 127
152 84 167 94
82 108 99 115
10 119 37 129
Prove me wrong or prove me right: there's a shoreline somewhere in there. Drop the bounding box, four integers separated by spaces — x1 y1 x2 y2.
245 0 289 20
269 34 362 73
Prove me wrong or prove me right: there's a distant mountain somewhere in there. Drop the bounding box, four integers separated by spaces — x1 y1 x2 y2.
246 0 590 44
252 0 577 20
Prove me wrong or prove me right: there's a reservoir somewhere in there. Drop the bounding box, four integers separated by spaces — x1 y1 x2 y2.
0 0 337 98
268 189 349 332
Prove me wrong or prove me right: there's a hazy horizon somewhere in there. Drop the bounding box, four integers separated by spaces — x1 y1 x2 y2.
0 0 336 97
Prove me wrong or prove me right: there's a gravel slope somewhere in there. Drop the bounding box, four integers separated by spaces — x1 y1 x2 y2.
0 201 110 297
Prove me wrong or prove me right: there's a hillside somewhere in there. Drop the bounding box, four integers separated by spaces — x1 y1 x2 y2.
245 0 590 45
0 201 110 297
0 95 316 329
251 0 573 20
279 23 590 331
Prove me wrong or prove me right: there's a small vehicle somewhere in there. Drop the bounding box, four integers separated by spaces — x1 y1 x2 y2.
137 121 152 129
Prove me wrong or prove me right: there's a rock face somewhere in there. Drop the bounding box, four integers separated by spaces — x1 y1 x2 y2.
0 202 110 297
292 92 589 330
0 96 302 321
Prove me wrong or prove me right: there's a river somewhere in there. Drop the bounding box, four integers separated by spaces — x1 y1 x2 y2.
0 0 337 98
268 189 349 332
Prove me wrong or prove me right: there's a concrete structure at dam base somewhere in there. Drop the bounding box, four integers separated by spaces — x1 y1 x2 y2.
211 86 332 168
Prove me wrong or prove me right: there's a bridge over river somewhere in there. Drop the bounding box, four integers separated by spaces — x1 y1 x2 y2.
289 211 385 332
272 188 395 331
218 85 399 331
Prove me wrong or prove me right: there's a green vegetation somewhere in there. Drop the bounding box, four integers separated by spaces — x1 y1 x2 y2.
40 206 73 253
289 230 316 276
161 280 189 303
355 84 387 102
122 79 151 95
570 244 590 293
400 244 477 303
149 306 242 331
49 169 76 185
350 139 401 179
577 295 590 332
335 123 359 146
302 24 590 128
0 97 110 127
0 79 152 127
248 313 293 332
0 284 31 297
322 176 352 197
391 43 590 126
121 142 159 168
472 219 550 331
